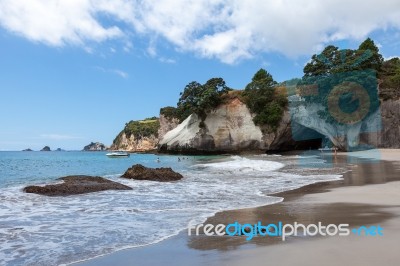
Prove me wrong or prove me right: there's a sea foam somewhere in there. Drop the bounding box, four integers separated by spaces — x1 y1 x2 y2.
0 155 343 265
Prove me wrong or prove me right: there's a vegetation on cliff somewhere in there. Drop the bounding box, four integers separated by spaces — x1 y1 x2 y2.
160 106 179 120
112 118 160 146
380 57 400 100
176 77 232 124
159 78 232 126
242 69 288 131
302 38 399 105
299 38 400 124
158 71 288 131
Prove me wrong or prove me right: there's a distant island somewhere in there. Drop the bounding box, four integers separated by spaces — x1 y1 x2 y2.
40 146 51 152
83 142 108 151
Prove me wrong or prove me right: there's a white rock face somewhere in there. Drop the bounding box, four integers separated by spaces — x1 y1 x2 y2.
159 98 294 152
159 113 201 149
204 98 264 149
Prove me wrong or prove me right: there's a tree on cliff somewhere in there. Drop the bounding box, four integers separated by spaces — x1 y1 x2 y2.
301 38 383 123
303 38 383 78
243 68 287 131
176 77 231 123
357 38 384 72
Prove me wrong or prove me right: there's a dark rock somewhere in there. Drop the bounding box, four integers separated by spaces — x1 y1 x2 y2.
55 148 64 151
24 175 132 196
83 142 107 151
41 146 51 151
22 148 33 151
121 164 183 182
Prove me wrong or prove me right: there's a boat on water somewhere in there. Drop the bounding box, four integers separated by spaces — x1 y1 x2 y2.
106 152 130 158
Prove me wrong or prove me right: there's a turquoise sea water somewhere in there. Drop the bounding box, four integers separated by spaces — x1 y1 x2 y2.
0 151 343 265
0 151 202 188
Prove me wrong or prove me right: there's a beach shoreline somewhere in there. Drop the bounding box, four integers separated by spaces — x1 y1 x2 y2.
75 149 400 266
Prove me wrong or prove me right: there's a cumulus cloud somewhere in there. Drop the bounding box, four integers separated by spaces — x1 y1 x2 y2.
0 0 400 63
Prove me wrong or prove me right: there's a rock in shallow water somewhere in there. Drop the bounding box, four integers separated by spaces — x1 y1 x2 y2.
121 164 183 182
24 175 132 196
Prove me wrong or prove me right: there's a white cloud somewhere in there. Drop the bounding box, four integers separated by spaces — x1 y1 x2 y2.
384 55 400 61
159 57 176 64
0 0 126 46
40 134 82 140
95 66 129 78
111 69 129 79
1 0 400 63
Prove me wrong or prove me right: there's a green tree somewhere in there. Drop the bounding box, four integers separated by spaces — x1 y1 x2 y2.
243 69 287 131
303 38 384 78
160 106 179 120
357 37 384 72
176 77 231 122
303 45 340 77
380 57 400 95
301 39 383 123
246 68 277 88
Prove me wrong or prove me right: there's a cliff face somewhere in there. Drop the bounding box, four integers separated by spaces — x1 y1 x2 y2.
379 99 400 148
288 98 400 151
113 98 399 154
360 99 400 148
158 98 299 153
110 118 160 152
158 114 180 140
110 132 158 152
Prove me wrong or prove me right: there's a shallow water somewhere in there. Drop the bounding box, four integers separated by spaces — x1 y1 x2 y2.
0 151 344 265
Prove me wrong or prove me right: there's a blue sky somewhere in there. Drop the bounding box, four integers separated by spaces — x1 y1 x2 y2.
0 0 399 150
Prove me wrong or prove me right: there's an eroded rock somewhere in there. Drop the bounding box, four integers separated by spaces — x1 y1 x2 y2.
121 164 183 182
24 175 132 196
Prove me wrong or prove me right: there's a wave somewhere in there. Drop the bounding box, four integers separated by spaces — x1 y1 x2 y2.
0 155 343 265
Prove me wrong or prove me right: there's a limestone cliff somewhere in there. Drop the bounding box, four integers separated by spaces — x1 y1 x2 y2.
379 99 400 148
288 97 400 151
115 97 399 154
360 99 400 148
158 114 180 140
158 98 302 153
110 132 158 152
110 118 159 152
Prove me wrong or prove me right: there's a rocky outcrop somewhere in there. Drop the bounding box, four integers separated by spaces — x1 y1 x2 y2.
24 175 132 196
378 99 400 148
111 118 160 152
22 148 33 151
40 146 51 151
110 133 158 152
121 164 183 182
83 142 107 151
288 97 400 150
158 98 301 154
158 114 180 140
360 99 400 148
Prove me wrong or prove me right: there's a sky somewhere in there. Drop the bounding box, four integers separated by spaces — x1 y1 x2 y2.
0 0 400 151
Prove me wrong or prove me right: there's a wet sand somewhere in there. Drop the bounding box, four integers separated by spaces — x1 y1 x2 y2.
75 150 400 266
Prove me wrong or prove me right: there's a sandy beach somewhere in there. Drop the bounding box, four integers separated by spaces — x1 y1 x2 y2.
76 149 400 266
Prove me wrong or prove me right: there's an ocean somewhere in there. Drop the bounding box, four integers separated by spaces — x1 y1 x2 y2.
0 151 344 265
